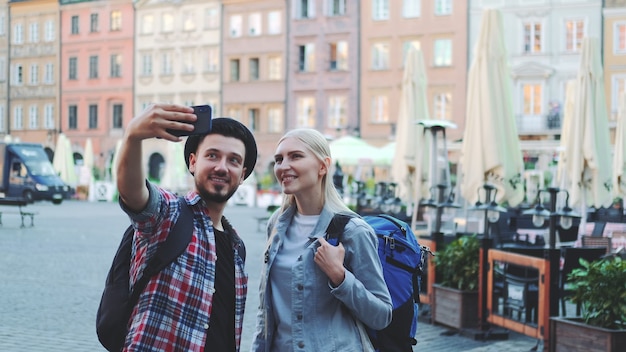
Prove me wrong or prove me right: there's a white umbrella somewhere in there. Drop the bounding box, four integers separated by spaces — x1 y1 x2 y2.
612 92 626 197
52 134 78 188
160 141 190 194
329 135 388 166
110 139 123 200
459 8 524 207
82 138 97 201
559 37 613 209
391 45 431 206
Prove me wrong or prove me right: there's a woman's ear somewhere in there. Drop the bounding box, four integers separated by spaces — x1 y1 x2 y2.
320 157 331 176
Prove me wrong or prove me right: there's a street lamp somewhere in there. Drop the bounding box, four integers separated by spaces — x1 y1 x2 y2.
469 184 508 236
523 187 581 249
419 184 460 235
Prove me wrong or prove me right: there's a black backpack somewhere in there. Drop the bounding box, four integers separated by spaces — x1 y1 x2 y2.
326 213 432 352
96 199 193 352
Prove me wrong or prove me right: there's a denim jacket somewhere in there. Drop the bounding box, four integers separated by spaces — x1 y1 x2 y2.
250 205 392 352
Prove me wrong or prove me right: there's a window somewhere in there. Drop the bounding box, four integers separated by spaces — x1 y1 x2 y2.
328 0 346 16
0 15 4 36
249 13 261 36
29 105 38 129
69 57 77 80
267 11 281 34
611 75 626 119
249 58 259 81
142 15 153 34
523 22 542 53
248 108 259 132
29 64 38 85
14 106 23 130
44 63 53 84
297 97 315 127
13 23 23 44
183 11 195 32
68 105 77 130
372 0 389 20
329 41 348 70
112 104 123 128
0 106 4 133
403 0 420 18
230 59 240 81
328 95 347 128
90 13 99 32
29 23 39 43
371 94 389 123
12 64 23 85
205 47 219 72
161 53 173 75
296 0 315 19
181 50 194 74
205 8 219 29
298 43 315 72
371 42 389 70
141 54 152 76
522 83 543 115
565 19 585 52
230 15 242 37
110 10 122 31
268 56 282 80
89 104 98 129
434 0 452 16
268 107 283 133
402 41 421 66
44 104 54 129
434 39 452 66
434 93 452 120
44 20 54 42
89 55 98 78
71 15 79 34
110 54 122 77
227 107 242 120
0 58 5 82
614 22 626 54
162 13 174 33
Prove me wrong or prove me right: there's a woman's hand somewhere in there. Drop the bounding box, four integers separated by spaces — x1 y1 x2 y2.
314 237 346 287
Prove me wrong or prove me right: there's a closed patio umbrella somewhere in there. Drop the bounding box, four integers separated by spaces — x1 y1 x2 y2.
612 92 626 197
558 37 613 209
52 133 78 188
391 45 431 206
459 8 524 207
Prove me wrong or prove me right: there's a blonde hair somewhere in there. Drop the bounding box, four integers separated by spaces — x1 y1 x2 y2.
276 128 353 215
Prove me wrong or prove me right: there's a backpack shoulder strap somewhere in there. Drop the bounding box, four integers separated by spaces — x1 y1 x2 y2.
325 213 354 245
129 197 194 304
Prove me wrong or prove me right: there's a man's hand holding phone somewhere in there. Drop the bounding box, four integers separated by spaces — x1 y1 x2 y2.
166 105 213 137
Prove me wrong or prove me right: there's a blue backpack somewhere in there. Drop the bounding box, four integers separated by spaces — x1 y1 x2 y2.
326 213 432 352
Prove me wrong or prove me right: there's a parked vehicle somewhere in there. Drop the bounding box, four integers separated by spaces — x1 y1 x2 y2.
0 142 73 204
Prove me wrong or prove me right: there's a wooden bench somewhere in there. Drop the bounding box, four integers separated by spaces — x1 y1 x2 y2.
0 198 38 228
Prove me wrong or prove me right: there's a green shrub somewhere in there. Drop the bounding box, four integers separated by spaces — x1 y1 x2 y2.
433 235 480 291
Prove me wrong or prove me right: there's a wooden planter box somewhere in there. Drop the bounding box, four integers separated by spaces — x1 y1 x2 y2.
550 317 626 352
432 284 479 330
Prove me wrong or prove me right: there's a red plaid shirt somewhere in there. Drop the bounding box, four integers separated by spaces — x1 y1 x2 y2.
122 184 248 351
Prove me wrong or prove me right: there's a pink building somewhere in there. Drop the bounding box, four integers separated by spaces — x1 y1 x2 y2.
60 0 134 172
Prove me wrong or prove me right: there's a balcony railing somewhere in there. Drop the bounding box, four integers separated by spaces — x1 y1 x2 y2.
516 114 562 135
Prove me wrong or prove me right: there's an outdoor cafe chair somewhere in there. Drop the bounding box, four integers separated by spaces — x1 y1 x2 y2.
580 235 612 255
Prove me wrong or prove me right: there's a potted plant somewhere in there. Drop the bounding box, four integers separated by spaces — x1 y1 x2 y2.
432 235 480 330
550 257 626 352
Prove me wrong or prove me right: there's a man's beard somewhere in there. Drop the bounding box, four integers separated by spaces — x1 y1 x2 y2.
196 182 237 204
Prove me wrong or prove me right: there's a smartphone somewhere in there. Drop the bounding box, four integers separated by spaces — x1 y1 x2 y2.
166 105 213 137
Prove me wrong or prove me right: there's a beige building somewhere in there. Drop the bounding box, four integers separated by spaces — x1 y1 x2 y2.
222 0 287 173
134 0 222 187
360 0 468 145
6 0 60 150
0 1 8 137
604 0 626 141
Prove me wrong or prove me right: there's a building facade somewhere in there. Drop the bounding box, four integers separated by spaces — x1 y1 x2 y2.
222 0 287 172
604 0 626 133
7 0 60 152
60 0 134 172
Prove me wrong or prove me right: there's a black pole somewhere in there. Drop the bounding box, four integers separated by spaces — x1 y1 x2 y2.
546 187 561 317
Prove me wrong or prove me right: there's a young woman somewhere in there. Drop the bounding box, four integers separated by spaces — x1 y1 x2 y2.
250 129 392 352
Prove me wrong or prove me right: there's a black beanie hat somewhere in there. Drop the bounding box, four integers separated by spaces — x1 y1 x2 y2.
184 118 257 179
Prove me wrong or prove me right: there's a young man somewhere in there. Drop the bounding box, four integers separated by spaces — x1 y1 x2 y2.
115 103 257 351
